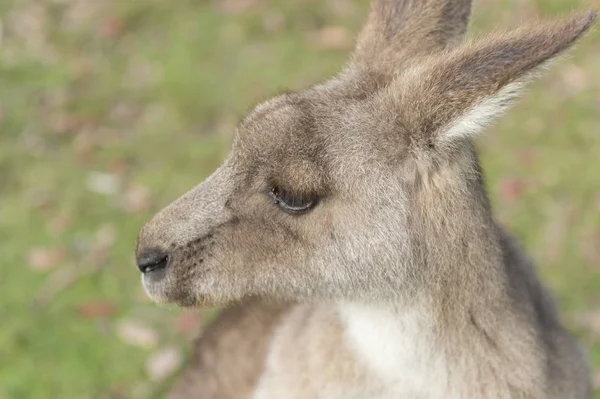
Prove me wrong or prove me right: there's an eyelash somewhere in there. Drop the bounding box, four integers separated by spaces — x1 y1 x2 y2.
269 186 318 215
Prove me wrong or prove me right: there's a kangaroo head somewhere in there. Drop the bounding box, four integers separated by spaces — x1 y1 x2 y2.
136 0 596 308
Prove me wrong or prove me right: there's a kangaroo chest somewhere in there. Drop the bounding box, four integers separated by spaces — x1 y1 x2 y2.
338 303 452 399
254 303 458 399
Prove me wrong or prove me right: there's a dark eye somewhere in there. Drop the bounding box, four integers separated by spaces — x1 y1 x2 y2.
269 186 318 215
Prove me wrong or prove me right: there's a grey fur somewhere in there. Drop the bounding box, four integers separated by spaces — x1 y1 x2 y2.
136 1 596 398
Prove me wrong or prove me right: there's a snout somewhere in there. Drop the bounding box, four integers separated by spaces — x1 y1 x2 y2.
136 247 170 284
134 189 202 284
134 194 225 304
135 218 184 303
135 224 173 297
136 250 170 274
134 164 236 304
134 202 189 301
135 246 172 297
135 216 174 281
136 210 220 306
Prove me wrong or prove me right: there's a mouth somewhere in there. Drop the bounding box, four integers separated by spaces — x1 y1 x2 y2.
141 266 168 285
141 268 238 309
141 265 214 308
141 271 170 303
192 294 223 308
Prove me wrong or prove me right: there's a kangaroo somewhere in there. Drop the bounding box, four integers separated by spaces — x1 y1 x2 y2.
135 1 597 398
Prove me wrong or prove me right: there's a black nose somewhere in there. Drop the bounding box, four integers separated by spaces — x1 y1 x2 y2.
136 250 170 273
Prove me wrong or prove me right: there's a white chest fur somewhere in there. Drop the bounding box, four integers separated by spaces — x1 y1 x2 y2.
254 303 461 399
338 303 452 399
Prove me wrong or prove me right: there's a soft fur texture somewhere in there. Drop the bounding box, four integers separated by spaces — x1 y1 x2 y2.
135 1 597 398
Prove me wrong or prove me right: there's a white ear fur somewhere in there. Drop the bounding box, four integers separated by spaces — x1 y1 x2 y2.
438 81 524 144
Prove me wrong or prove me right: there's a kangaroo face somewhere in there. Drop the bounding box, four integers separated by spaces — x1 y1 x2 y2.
136 89 416 307
135 1 596 308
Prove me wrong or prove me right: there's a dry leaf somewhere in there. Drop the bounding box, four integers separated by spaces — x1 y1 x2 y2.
218 0 258 15
74 132 95 164
499 178 526 203
117 320 158 349
95 224 118 250
70 56 93 78
559 64 588 96
25 189 52 210
593 370 600 389
47 112 75 134
124 183 151 214
326 0 359 18
516 149 538 168
27 247 67 272
77 301 117 319
99 16 124 39
35 264 97 307
575 311 600 336
86 172 121 196
176 312 203 341
262 11 285 33
48 213 72 235
540 202 573 263
63 0 104 28
87 224 118 267
146 348 183 382
123 57 160 90
109 102 139 123
308 26 353 51
108 158 129 176
580 227 600 267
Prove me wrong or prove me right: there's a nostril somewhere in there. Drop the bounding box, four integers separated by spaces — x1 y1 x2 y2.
136 251 170 274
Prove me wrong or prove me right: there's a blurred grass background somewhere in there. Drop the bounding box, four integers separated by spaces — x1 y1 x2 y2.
0 0 599 398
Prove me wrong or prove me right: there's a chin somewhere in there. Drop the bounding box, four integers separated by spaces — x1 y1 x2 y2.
143 277 230 309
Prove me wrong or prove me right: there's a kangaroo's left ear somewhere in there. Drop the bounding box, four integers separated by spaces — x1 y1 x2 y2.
382 11 597 150
352 0 473 75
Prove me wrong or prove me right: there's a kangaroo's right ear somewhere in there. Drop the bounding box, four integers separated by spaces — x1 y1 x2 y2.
384 11 597 151
352 0 473 74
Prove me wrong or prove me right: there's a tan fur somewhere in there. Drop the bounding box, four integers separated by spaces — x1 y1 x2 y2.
169 300 289 398
354 0 472 74
136 1 596 398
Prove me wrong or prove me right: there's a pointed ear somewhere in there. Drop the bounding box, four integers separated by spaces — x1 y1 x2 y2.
386 11 597 149
353 0 473 74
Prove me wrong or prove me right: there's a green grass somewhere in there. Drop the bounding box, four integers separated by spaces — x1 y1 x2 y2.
0 0 599 397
